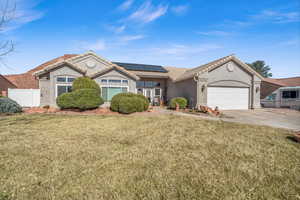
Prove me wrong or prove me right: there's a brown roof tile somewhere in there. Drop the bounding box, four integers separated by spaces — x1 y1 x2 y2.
4 54 78 89
276 77 300 87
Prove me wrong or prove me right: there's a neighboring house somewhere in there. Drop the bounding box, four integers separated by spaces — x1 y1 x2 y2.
261 77 300 110
5 51 263 110
0 74 17 96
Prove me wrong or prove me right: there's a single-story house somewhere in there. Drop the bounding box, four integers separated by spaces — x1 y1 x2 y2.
261 77 300 110
0 74 17 96
4 51 263 110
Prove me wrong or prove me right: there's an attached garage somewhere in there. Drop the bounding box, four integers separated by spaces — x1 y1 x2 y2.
207 87 249 110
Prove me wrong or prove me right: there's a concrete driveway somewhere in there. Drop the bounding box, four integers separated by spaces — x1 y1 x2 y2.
222 108 300 131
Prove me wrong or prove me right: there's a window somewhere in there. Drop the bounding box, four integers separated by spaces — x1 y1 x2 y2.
101 87 128 101
109 79 122 84
266 93 276 101
137 81 145 87
122 80 128 85
67 77 75 83
57 77 67 82
57 76 75 83
57 85 72 97
101 79 108 83
155 88 161 96
137 81 160 88
282 90 298 99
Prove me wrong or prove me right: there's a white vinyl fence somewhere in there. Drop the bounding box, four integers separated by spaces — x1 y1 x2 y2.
8 89 40 107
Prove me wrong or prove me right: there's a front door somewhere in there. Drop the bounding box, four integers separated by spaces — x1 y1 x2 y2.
144 88 152 102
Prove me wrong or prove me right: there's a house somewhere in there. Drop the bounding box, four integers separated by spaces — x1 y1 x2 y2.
261 77 300 110
0 74 16 96
5 51 263 110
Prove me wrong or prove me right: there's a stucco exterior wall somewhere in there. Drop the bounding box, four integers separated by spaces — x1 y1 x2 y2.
196 61 261 109
168 78 197 107
70 55 111 76
39 65 83 107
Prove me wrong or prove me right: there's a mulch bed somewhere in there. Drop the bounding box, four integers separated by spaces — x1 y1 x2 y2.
22 107 159 115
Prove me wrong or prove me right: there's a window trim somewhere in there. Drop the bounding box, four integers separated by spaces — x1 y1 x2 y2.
56 76 76 83
56 83 72 98
101 86 129 101
282 90 299 99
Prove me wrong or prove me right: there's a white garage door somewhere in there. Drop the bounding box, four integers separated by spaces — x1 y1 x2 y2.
207 87 249 110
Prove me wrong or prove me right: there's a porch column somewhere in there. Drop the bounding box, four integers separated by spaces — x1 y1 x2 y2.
195 71 208 107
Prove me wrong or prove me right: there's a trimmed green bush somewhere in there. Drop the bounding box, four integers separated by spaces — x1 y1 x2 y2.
0 97 22 113
56 92 76 109
72 89 104 110
169 97 188 109
118 97 137 114
110 92 149 114
72 77 101 95
56 89 104 110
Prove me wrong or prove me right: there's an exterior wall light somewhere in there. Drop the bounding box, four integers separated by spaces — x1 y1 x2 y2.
256 86 260 93
202 85 206 92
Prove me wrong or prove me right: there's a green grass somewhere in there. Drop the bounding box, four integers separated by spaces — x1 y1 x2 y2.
0 114 299 200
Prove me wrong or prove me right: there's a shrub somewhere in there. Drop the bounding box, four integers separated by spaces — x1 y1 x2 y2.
56 92 76 109
169 97 188 109
56 89 104 110
0 97 22 113
110 92 150 114
72 89 104 110
72 77 101 95
118 97 137 114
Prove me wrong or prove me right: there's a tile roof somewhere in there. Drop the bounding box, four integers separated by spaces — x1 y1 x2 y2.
276 77 300 87
263 77 300 87
4 54 78 89
4 73 39 89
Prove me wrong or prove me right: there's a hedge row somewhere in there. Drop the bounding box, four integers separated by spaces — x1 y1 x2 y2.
111 93 149 114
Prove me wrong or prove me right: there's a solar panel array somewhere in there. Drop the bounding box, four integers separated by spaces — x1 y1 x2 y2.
113 62 168 73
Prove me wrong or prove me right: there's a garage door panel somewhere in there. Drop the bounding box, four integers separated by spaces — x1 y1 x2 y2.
207 87 249 110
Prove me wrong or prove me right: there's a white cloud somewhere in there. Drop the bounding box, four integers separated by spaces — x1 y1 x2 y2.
197 31 232 36
171 5 189 16
106 24 126 34
126 1 168 24
80 40 106 51
279 39 300 46
118 0 134 11
1 0 44 32
252 10 300 23
118 35 145 42
152 44 222 57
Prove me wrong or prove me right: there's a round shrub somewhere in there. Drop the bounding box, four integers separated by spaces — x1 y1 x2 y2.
72 89 104 110
56 89 104 110
169 97 188 109
110 92 149 113
110 93 136 112
0 97 22 113
118 97 137 114
56 92 76 109
72 77 101 95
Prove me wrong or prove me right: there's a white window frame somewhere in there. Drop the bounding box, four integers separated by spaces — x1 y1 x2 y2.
56 83 72 98
56 76 75 83
101 80 129 101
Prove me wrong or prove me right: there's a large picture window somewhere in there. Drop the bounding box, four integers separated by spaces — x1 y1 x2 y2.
101 87 128 101
57 85 72 97
282 90 298 99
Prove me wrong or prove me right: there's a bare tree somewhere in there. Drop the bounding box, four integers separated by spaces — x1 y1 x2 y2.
0 0 15 58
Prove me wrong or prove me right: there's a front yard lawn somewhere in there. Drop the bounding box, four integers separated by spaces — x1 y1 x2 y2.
0 114 299 200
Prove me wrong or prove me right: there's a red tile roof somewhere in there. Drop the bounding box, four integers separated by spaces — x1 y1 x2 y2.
263 77 300 87
4 54 78 89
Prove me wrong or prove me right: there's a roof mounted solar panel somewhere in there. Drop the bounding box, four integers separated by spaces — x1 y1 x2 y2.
113 62 168 73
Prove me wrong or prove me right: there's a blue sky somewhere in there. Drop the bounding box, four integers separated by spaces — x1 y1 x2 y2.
1 0 299 77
